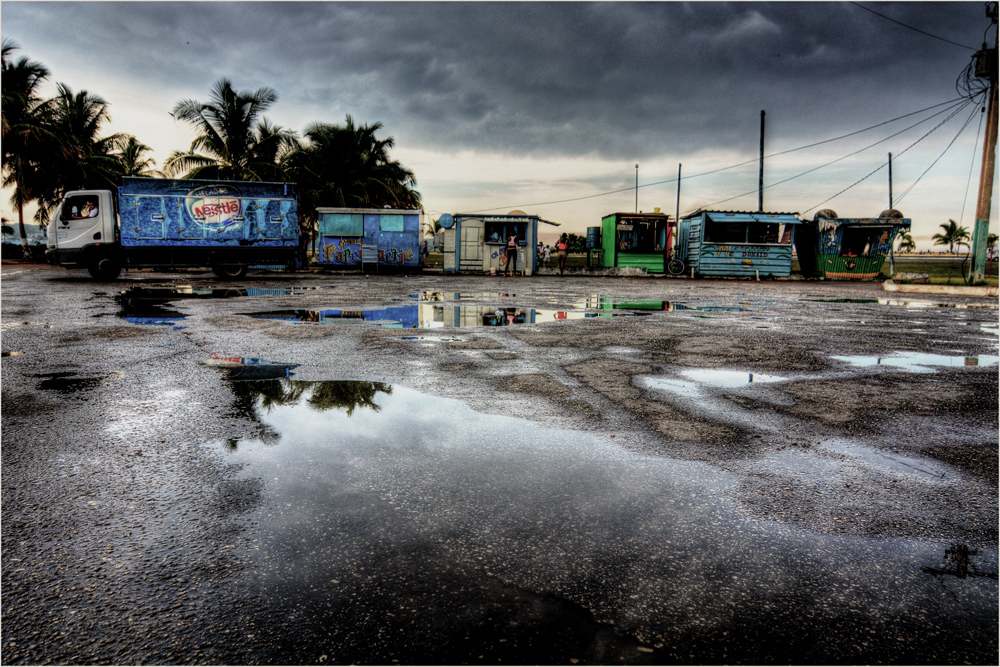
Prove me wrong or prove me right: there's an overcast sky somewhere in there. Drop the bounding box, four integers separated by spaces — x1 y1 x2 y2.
2 1 997 246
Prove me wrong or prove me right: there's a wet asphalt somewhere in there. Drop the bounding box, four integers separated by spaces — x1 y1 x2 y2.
1 264 997 665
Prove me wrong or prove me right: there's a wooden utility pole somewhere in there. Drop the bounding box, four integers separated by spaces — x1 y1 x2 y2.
675 163 682 254
888 152 893 209
971 6 998 283
758 110 766 212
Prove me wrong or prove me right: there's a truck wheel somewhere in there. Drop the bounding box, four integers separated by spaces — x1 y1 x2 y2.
88 257 121 280
212 263 248 279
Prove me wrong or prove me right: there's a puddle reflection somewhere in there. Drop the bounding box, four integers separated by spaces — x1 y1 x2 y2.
212 382 997 664
832 351 999 372
922 544 999 580
224 379 391 449
245 304 648 329
114 286 318 325
31 371 121 393
643 369 788 397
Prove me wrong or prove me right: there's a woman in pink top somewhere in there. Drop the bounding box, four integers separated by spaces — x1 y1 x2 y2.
556 234 569 276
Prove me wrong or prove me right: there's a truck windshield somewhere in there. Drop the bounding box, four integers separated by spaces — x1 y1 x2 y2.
63 195 100 220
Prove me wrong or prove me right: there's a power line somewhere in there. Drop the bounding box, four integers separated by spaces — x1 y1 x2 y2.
959 106 986 225
896 103 980 203
849 2 977 51
692 99 970 212
467 97 967 214
802 101 973 213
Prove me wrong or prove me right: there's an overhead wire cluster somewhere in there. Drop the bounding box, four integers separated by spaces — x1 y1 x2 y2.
465 3 990 220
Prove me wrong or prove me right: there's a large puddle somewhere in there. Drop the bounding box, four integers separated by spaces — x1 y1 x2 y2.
244 304 653 328
213 380 997 664
113 286 319 326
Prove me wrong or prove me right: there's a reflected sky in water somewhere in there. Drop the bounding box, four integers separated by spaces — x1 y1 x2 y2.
832 352 1000 372
214 381 997 664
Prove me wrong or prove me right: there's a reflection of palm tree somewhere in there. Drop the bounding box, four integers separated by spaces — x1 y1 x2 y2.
305 381 391 416
226 380 393 449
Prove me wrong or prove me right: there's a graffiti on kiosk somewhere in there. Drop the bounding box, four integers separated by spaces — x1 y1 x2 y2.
490 248 509 260
322 240 414 265
378 248 414 264
714 245 771 258
323 238 363 263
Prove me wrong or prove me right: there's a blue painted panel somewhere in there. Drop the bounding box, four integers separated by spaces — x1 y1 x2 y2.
261 199 285 239
697 243 793 277
132 196 166 239
316 211 421 267
118 178 297 249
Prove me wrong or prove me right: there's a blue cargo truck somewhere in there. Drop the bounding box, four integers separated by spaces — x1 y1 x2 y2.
45 177 302 279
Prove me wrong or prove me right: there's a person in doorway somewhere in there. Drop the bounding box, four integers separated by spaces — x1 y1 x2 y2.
505 232 518 277
556 234 569 275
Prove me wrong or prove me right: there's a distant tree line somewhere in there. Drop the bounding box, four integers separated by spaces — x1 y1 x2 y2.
1 40 421 257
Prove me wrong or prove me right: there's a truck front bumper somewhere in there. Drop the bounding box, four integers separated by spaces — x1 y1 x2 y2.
46 247 83 267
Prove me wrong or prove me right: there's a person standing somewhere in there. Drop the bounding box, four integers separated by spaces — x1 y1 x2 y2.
556 234 569 276
542 243 551 268
505 232 518 277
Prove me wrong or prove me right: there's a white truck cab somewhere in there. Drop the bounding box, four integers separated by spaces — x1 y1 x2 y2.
46 189 120 278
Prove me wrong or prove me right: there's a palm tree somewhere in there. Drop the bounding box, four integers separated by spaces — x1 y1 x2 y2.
987 233 998 254
1 39 55 257
932 219 970 254
43 84 125 197
164 78 296 181
895 230 916 253
283 115 422 246
112 135 163 177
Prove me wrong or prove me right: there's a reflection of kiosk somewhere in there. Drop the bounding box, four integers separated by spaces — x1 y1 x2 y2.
600 211 677 273
794 210 911 280
441 213 560 275
675 209 801 277
316 207 424 270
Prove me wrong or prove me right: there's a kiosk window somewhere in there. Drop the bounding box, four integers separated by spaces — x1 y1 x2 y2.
704 220 747 244
485 222 527 244
840 227 887 257
320 212 363 236
748 223 781 244
379 215 404 232
616 219 669 252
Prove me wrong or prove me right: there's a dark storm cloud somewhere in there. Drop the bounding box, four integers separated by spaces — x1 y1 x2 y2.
3 2 989 160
